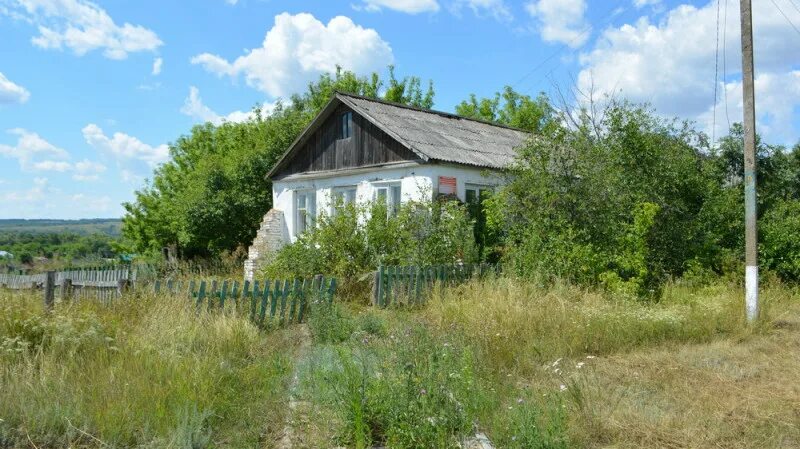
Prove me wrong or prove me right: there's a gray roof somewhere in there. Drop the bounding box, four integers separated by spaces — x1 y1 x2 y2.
267 93 530 179
337 93 529 169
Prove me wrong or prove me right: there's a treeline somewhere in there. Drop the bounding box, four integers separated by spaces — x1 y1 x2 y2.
120 66 800 295
0 231 117 264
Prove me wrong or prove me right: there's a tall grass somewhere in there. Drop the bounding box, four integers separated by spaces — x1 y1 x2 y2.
423 278 783 375
0 291 293 448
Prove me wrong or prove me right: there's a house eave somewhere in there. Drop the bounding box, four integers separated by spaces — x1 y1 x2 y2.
271 161 423 182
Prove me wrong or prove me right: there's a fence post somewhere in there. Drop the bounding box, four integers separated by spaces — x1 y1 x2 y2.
43 271 55 311
372 269 381 307
61 278 72 302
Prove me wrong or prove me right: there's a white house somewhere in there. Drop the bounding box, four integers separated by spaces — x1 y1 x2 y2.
244 92 529 280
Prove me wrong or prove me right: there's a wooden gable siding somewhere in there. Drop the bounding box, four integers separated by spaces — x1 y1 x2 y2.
274 104 420 178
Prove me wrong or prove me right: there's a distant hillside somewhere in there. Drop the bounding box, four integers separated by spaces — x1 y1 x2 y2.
0 219 122 236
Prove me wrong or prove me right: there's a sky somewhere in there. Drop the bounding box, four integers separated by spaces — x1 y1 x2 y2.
0 0 798 219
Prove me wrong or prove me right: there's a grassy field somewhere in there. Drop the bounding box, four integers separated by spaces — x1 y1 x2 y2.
0 291 298 448
0 219 122 236
1 278 798 448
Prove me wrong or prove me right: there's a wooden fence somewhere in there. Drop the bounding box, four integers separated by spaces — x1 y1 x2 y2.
0 267 338 328
374 263 501 307
186 276 337 326
0 267 137 302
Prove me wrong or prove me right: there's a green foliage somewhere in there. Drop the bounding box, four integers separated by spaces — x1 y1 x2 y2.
762 199 800 280
0 218 121 235
309 302 356 344
0 290 291 448
0 231 116 263
122 67 435 259
383 65 435 109
491 100 782 294
493 395 569 449
262 199 477 294
301 326 487 449
455 86 558 133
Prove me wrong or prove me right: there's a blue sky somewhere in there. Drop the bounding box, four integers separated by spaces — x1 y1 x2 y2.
1 0 798 219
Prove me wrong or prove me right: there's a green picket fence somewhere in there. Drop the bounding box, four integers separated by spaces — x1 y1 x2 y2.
374 263 500 307
177 276 337 326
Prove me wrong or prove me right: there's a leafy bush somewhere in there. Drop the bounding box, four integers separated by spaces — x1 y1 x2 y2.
492 101 751 295
762 199 800 281
262 199 477 298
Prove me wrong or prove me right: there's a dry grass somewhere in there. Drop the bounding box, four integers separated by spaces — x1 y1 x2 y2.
422 277 800 448
0 290 298 448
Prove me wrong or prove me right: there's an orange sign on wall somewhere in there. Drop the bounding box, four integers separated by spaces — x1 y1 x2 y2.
438 176 457 195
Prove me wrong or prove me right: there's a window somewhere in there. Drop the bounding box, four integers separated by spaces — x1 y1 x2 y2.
296 191 316 235
374 184 402 216
332 186 357 215
465 184 493 206
340 111 353 139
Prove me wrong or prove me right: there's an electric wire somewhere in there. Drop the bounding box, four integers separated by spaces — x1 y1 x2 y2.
713 0 721 146
770 0 800 37
723 0 731 132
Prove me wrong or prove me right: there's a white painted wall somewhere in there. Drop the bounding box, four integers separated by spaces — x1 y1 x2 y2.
272 162 505 242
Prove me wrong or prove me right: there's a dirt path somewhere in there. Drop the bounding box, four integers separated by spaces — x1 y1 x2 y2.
274 324 312 449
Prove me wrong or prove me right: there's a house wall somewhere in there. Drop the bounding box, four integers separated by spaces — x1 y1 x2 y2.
272 163 505 242
273 104 422 178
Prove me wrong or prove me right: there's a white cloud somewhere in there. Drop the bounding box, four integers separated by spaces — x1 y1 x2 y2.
633 0 661 8
120 169 143 184
0 128 107 178
359 0 439 13
451 0 512 21
191 12 393 97
82 123 169 166
180 86 274 125
700 71 800 145
3 177 49 202
0 72 30 104
152 57 162 75
0 128 69 170
224 0 238 4
577 0 800 144
3 0 162 59
0 177 120 218
72 158 106 181
31 160 71 171
526 0 590 47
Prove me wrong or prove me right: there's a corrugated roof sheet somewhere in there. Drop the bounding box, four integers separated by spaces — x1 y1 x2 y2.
339 93 529 169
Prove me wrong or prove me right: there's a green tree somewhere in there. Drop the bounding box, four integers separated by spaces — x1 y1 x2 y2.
455 86 557 133
493 100 720 295
121 67 436 259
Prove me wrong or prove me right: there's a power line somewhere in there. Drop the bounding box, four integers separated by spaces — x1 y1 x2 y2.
511 1 625 91
786 0 800 17
517 2 634 97
713 0 721 146
770 0 800 37
723 0 731 132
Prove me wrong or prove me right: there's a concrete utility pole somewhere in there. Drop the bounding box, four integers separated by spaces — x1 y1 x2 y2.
740 0 759 322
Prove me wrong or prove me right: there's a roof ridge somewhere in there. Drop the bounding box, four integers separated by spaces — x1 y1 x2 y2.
333 90 531 134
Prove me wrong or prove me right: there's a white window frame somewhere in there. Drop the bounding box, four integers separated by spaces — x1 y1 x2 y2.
295 190 316 236
331 186 357 215
373 182 402 216
465 184 494 204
